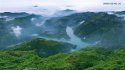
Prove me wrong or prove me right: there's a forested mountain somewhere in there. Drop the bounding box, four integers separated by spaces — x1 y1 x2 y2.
74 12 125 48
1 44 125 70
0 11 125 70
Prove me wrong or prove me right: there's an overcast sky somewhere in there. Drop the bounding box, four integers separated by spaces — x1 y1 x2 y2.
0 0 125 14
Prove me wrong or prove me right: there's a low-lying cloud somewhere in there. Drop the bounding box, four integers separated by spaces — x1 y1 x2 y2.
0 0 125 15
11 26 22 37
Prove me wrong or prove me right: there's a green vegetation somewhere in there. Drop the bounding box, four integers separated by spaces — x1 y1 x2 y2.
0 12 43 48
1 12 125 70
1 44 125 70
74 13 125 47
8 38 76 56
42 12 95 39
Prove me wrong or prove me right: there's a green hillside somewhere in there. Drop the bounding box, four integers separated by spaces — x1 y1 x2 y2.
74 13 125 47
1 43 125 70
1 11 125 70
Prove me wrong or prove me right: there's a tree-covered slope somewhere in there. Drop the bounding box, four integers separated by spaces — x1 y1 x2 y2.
1 11 125 70
1 45 125 70
0 12 96 48
7 38 76 56
74 12 125 48
0 12 43 48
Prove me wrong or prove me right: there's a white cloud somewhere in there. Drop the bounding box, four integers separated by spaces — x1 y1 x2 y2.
11 26 22 37
0 0 125 13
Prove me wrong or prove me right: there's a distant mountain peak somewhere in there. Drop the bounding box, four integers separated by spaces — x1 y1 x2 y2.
62 9 74 12
33 5 39 7
52 9 76 17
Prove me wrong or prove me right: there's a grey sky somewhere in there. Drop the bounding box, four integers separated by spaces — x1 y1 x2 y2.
0 0 125 13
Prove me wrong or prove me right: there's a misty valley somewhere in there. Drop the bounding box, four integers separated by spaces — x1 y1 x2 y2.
0 11 125 70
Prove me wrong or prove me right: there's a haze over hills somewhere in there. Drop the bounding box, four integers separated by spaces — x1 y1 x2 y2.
0 11 125 49
0 0 125 14
0 10 125 69
1 0 125 69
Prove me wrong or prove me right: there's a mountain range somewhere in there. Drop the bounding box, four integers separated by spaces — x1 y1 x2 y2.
0 10 125 70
